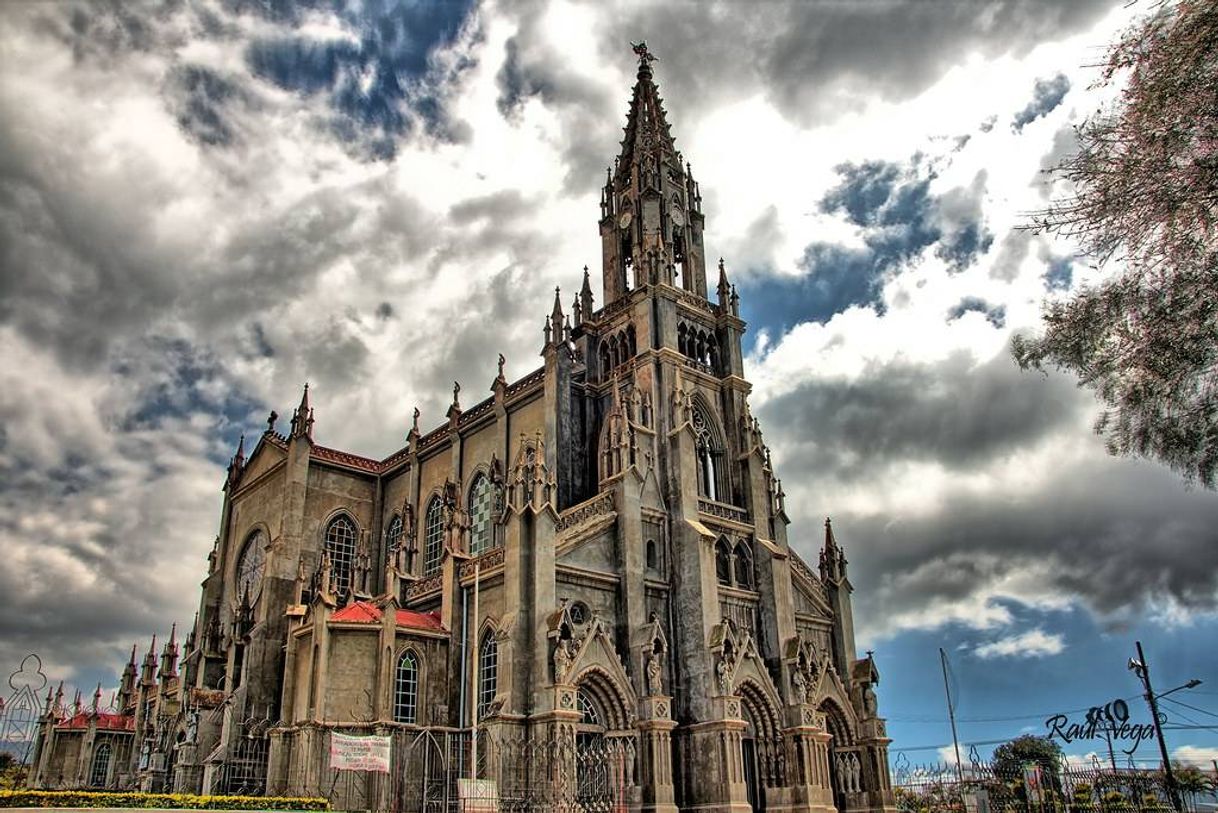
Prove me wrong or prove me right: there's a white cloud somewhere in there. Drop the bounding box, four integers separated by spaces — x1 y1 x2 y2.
1172 746 1218 768
974 629 1065 659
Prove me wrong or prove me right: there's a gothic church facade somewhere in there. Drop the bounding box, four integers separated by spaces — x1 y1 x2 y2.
30 47 896 813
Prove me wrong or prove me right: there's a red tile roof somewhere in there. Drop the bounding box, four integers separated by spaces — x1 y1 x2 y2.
56 712 135 732
330 601 445 631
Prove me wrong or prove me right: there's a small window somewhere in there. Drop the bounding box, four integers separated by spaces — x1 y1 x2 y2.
393 650 418 724
646 539 657 570
478 632 498 721
423 498 444 576
324 515 357 594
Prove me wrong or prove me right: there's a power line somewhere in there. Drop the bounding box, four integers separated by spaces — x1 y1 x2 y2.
1158 695 1218 722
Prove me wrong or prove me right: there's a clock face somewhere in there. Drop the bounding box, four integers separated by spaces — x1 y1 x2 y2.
670 206 685 226
619 210 633 230
237 531 266 602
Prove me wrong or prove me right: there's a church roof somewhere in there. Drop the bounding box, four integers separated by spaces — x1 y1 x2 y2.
55 711 135 732
330 600 445 631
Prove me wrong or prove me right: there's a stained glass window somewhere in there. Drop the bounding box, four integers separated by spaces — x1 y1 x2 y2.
423 498 444 576
469 474 494 555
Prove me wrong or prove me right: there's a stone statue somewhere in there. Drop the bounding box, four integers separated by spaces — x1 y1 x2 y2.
863 684 878 717
497 353 506 380
646 652 663 696
716 654 733 695
791 666 808 704
553 638 573 683
848 752 861 792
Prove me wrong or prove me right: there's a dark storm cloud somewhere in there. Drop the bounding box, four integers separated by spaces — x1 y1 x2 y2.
493 25 620 192
760 349 1218 629
575 1 1114 127
1012 73 1072 132
834 462 1218 630
759 349 1077 480
946 296 1006 328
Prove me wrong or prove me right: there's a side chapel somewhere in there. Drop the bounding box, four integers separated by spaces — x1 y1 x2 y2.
29 44 896 813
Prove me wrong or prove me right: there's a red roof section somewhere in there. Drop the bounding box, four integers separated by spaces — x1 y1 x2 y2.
330 601 445 631
56 712 135 732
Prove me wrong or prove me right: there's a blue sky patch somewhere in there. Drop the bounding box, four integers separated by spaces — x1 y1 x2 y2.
244 0 475 157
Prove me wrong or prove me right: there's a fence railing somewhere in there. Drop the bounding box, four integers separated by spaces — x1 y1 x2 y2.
892 754 1218 813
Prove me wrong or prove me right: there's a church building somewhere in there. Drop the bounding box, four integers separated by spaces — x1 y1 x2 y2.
29 45 896 813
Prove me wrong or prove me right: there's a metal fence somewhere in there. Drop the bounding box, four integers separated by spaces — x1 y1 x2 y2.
273 727 635 813
892 752 1218 813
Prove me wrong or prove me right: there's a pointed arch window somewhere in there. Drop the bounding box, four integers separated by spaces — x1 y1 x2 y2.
478 632 498 721
236 529 266 603
393 650 419 724
469 474 495 556
384 514 403 564
423 498 444 576
734 541 754 589
89 741 112 787
693 404 723 501
716 537 732 585
324 515 357 595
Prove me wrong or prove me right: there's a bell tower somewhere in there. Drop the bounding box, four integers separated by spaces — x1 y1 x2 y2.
599 43 708 305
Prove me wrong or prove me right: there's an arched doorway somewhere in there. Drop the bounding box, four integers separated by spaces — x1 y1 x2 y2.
573 669 635 810
819 699 855 811
738 681 784 812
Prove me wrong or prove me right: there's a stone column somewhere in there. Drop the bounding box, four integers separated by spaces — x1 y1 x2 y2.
638 696 678 813
782 706 836 813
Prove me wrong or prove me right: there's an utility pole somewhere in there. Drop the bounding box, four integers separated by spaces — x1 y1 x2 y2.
1128 641 1183 813
940 648 963 783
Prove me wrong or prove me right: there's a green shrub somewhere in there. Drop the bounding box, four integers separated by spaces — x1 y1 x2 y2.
0 789 329 809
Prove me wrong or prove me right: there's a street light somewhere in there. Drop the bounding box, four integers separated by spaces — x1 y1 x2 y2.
1128 642 1202 813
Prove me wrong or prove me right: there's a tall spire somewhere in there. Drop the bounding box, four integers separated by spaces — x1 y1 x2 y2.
290 383 314 440
600 42 708 306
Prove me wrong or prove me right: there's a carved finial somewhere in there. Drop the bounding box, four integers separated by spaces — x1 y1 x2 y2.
266 410 278 433
631 40 657 65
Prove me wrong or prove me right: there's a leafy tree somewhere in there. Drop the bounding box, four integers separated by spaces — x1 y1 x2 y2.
992 734 1064 786
1014 0 1218 488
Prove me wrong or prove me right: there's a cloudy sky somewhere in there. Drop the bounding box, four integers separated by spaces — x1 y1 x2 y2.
2 0 1215 769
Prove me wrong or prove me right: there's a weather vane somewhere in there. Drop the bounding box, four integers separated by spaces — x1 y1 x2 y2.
631 41 657 64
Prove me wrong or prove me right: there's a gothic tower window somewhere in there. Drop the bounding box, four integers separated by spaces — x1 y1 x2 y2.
393 650 418 724
89 741 111 787
469 473 494 555
716 537 732 585
693 403 723 501
423 497 444 576
478 631 498 721
646 538 657 570
734 541 754 590
324 515 357 595
236 529 266 603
